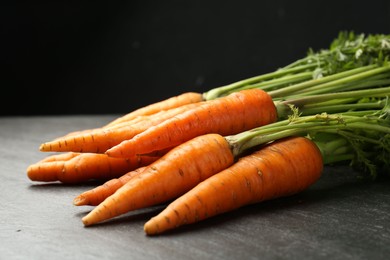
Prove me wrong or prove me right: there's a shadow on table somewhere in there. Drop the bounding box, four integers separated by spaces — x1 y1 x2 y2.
25 165 390 236
27 179 106 190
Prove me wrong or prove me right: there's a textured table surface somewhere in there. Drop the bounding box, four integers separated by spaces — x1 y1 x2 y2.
1 115 390 260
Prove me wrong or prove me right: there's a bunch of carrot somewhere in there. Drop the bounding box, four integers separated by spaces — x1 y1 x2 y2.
27 31 390 235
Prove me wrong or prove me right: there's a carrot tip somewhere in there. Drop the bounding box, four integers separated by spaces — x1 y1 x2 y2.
73 196 85 206
39 144 46 151
104 150 117 158
82 217 91 226
26 165 33 174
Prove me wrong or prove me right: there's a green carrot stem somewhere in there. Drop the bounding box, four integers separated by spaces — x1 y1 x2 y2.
340 110 384 117
275 86 390 119
296 75 390 96
321 153 355 165
203 63 319 100
301 98 358 108
228 114 390 157
299 101 386 116
286 65 390 96
242 72 313 92
268 65 378 98
313 136 355 164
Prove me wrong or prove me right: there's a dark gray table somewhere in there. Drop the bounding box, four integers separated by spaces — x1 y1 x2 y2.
1 115 389 260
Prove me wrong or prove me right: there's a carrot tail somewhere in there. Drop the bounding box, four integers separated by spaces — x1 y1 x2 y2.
39 103 201 153
106 88 277 158
39 126 142 153
50 115 148 143
73 166 147 206
104 92 204 127
81 133 235 226
144 136 324 235
50 97 174 143
27 153 159 184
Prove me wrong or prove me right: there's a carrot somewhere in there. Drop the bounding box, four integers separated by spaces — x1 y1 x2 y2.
104 92 204 127
39 102 201 153
105 88 277 158
143 136 323 235
81 133 235 226
27 153 160 184
73 166 147 206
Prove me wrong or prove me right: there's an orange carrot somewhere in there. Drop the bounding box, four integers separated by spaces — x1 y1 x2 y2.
39 102 201 153
27 153 160 184
104 92 204 127
144 136 323 235
39 92 203 147
105 88 277 158
81 133 235 226
73 166 147 206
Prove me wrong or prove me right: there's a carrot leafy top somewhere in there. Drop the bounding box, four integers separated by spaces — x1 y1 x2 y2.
201 31 390 180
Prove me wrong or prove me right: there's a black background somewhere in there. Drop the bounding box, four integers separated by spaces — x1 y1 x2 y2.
2 0 390 116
